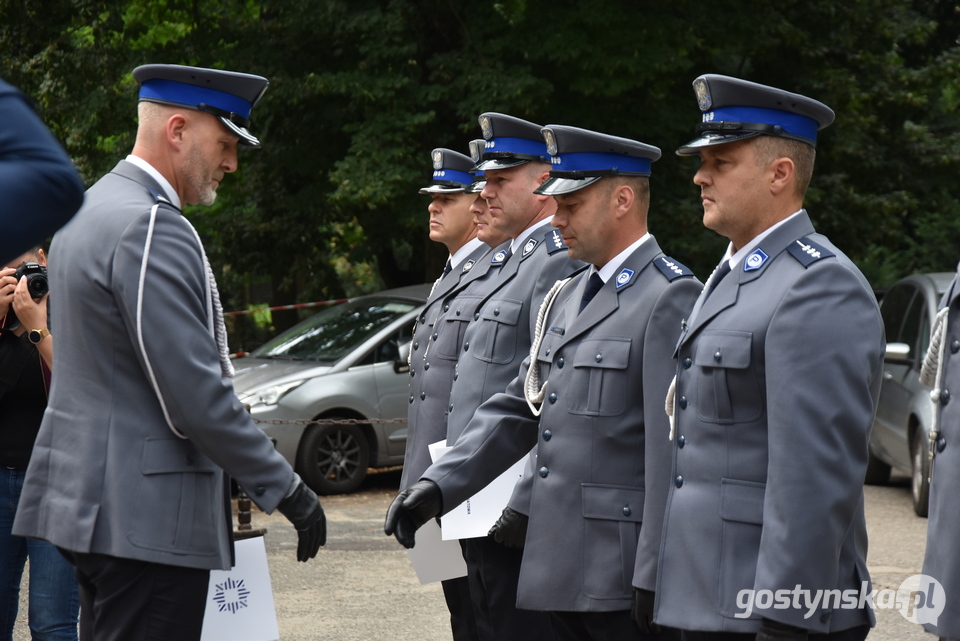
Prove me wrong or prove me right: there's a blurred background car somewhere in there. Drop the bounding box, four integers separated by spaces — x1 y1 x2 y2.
232 284 430 494
868 271 953 516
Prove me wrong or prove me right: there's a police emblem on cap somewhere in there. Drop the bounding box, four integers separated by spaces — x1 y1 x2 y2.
523 238 538 256
432 150 443 170
743 248 769 272
469 139 485 163
616 268 635 289
543 128 558 156
694 78 712 111
481 116 493 140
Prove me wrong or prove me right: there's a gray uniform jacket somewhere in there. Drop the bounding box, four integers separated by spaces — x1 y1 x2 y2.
444 221 583 446
424 238 700 612
13 160 295 571
921 271 960 638
401 241 499 487
654 211 883 633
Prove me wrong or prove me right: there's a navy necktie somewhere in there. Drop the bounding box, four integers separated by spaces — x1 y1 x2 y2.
442 259 452 277
579 273 605 314
706 260 731 297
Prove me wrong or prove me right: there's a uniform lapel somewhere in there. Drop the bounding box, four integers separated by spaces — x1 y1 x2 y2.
427 243 489 307
681 211 817 343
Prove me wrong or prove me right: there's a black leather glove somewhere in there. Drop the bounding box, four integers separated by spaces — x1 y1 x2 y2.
488 506 528 548
384 480 442 549
631 587 660 634
755 618 809 641
276 478 326 562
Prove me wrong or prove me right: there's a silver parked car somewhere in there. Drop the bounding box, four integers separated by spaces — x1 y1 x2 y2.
868 272 953 516
232 284 430 495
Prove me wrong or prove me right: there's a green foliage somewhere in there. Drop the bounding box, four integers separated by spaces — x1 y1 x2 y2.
5 0 960 336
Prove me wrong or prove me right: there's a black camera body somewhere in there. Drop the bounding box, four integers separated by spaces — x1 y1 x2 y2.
14 261 49 299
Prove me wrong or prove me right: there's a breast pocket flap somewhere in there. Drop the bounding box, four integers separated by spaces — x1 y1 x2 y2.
693 331 752 369
572 338 631 369
479 299 523 325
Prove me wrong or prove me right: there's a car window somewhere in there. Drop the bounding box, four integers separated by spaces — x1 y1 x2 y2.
879 284 917 346
901 293 922 361
361 319 417 366
250 297 419 361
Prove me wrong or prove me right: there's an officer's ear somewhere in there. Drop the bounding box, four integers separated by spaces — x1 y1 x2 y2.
768 157 795 197
612 184 635 220
165 113 188 149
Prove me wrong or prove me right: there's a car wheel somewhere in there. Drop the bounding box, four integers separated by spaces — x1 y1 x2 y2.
863 447 891 485
911 428 931 517
297 422 370 495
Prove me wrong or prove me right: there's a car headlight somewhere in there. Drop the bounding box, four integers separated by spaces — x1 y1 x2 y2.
238 380 307 408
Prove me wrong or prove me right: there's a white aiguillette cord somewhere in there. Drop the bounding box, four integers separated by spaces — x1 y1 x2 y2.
136 203 233 439
524 277 571 417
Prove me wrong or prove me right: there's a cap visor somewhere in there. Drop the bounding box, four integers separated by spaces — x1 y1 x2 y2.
534 176 602 196
675 131 760 156
473 157 531 171
419 184 467 195
465 180 486 194
219 116 260 148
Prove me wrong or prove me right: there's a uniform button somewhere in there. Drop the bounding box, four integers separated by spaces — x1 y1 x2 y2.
453 372 459 381
937 435 947 453
424 362 430 371
714 351 722 362
464 342 470 352
474 313 480 320
419 314 426 323
420 392 426 400
545 348 551 356
674 475 683 488
678 396 687 410
952 340 960 354
494 308 500 316
557 357 565 368
449 404 454 412
543 430 552 441
678 435 686 448
682 357 692 369
409 395 414 404
942 390 951 405
443 304 449 312
432 333 438 341
255 486 266 496
456 309 461 316
539 467 549 478
595 353 602 363
622 506 631 517
548 393 557 404
413 341 419 350
409 370 415 377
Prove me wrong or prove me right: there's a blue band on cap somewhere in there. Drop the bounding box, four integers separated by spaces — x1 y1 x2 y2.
703 106 819 143
484 136 547 159
550 151 652 175
432 168 473 186
140 79 253 119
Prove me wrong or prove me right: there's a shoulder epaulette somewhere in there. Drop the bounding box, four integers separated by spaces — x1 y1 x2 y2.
787 237 834 267
654 256 695 281
544 229 568 255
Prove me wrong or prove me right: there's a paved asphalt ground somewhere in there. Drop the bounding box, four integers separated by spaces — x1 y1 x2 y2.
14 469 935 640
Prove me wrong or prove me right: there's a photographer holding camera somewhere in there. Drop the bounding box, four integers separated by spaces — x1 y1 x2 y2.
0 246 79 641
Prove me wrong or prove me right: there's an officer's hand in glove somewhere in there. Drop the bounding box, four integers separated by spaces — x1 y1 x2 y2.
755 618 808 641
276 477 326 562
631 588 660 634
488 506 528 548
384 480 442 549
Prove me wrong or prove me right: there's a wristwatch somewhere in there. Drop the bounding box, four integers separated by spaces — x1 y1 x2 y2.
28 328 50 345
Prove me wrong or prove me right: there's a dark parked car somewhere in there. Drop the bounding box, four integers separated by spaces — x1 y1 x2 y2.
868 272 953 516
232 284 430 494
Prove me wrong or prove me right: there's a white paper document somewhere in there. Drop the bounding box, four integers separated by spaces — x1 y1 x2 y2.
428 440 525 541
406 518 468 584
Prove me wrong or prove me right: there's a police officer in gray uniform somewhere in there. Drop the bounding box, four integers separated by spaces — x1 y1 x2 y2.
404 146 499 641
653 75 883 641
387 125 700 641
920 271 960 639
388 113 583 641
13 65 325 641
